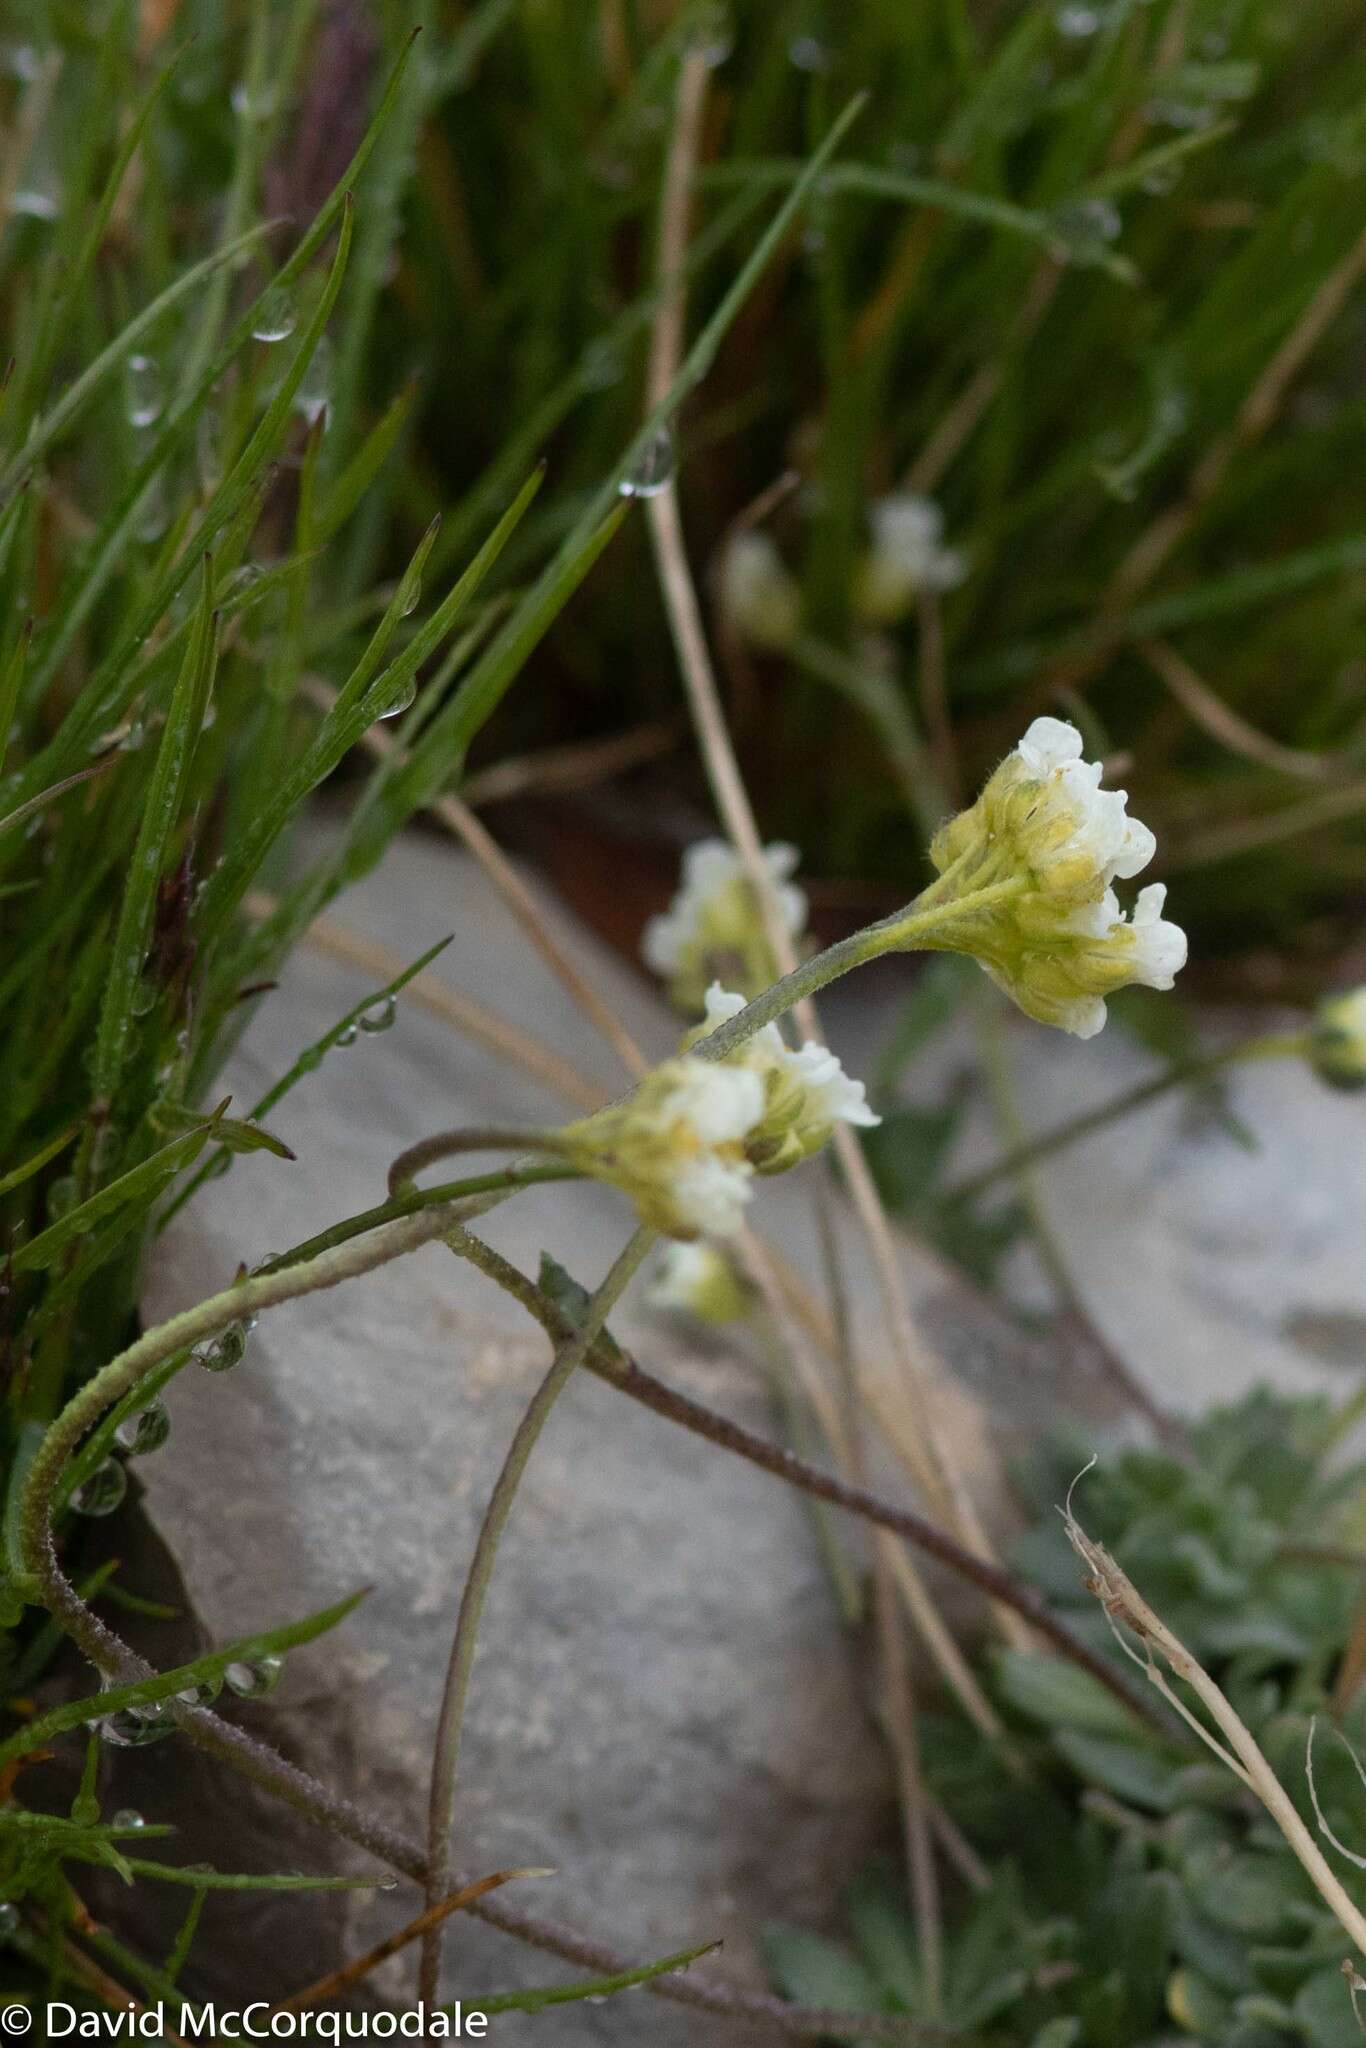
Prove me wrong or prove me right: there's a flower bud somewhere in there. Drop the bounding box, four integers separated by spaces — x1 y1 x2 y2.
1309 987 1366 1092
692 985 879 1169
648 1241 750 1324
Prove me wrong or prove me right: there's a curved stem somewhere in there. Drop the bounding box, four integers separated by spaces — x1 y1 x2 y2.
690 875 1025 1065
443 1233 1170 1739
419 1225 655 2006
947 1029 1307 1204
16 1194 521 1649
387 1124 571 1199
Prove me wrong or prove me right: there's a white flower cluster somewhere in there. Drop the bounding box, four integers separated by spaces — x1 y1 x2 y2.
561 985 879 1239
642 838 807 1012
855 493 967 623
928 716 1187 1039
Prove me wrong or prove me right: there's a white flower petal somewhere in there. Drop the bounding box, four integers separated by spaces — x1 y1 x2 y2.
662 1059 766 1146
1017 716 1085 774
670 1154 754 1237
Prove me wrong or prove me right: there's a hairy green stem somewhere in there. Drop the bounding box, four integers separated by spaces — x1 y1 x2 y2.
15 1194 524 1650
387 1124 572 1199
419 1224 655 2006
948 1028 1308 1203
691 873 1025 1062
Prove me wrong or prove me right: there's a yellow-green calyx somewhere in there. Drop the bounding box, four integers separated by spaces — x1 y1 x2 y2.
1309 987 1366 1092
922 717 1187 1039
559 1056 766 1240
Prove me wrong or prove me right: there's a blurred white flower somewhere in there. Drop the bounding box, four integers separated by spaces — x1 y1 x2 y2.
1309 985 1366 1091
642 838 807 1013
855 493 967 623
648 1241 750 1323
717 530 801 651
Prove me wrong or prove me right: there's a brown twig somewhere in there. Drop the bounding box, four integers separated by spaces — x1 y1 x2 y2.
273 1869 548 2010
642 42 1024 1655
243 892 608 1114
446 1228 1170 1737
341 696 650 1081
1139 637 1336 782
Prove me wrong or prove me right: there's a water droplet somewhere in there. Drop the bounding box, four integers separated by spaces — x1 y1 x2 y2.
111 1809 146 1831
294 334 331 428
0 1900 19 1939
118 719 148 754
618 427 675 499
100 1704 172 1748
194 1318 253 1373
359 994 396 1034
1050 195 1123 264
226 563 264 600
224 1654 282 1700
787 35 832 72
1056 3 1101 34
579 337 623 391
251 286 297 344
689 3 733 66
231 81 278 123
74 1459 127 1518
177 1677 221 1708
134 472 168 544
397 567 421 618
125 353 163 429
334 1021 359 1047
375 674 416 721
47 1174 78 1222
115 1400 171 1458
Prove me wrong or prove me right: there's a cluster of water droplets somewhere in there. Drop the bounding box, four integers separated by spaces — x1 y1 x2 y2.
1048 195 1123 266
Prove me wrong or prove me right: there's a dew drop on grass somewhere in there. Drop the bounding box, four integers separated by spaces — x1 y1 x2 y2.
1050 196 1122 264
788 34 832 72
0 1901 19 1938
618 427 675 499
125 353 163 428
100 1707 171 1748
195 1318 253 1373
111 1809 146 1831
115 1399 171 1457
689 3 733 66
177 1677 221 1708
376 674 416 720
73 1458 127 1518
251 286 297 344
360 994 396 1034
335 1020 359 1046
295 335 332 428
47 1174 78 1221
397 567 422 618
224 1654 282 1699
1056 3 1101 34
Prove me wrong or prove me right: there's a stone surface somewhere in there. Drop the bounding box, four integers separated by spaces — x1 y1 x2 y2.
123 820 1366 2033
